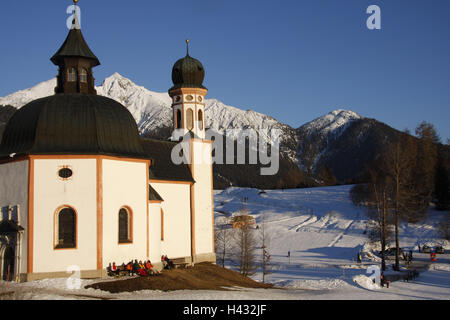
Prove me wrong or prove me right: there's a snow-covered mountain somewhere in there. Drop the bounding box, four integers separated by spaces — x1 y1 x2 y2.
0 74 404 185
0 73 296 156
296 109 403 183
296 109 363 172
298 109 362 141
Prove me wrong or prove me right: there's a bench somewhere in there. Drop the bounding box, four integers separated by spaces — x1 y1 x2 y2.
171 257 191 269
107 265 131 278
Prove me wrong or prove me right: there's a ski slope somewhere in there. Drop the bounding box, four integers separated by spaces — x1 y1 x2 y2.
214 185 450 299
1 185 449 300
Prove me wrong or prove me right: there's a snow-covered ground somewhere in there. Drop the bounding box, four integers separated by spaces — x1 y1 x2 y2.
1 185 449 300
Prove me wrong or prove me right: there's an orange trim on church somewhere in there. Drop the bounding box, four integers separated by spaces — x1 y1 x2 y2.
96 157 103 270
149 179 193 185
146 165 150 258
27 157 35 274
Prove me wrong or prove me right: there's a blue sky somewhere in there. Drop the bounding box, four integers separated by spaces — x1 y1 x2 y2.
0 0 449 141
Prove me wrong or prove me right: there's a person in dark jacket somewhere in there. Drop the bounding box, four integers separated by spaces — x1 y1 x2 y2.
164 255 175 269
132 259 139 274
161 255 169 269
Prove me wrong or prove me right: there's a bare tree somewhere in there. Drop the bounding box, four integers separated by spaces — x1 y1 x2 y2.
368 167 391 272
381 137 413 270
259 213 272 283
233 221 258 277
215 216 232 268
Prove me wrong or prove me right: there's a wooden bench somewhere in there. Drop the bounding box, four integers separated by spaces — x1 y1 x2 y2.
171 257 191 269
107 265 130 278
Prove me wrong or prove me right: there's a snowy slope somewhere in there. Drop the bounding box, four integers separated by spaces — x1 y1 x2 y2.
0 78 57 108
298 109 362 140
213 185 450 297
296 110 362 172
2 185 448 300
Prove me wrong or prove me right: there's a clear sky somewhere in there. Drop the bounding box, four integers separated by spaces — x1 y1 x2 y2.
0 0 449 141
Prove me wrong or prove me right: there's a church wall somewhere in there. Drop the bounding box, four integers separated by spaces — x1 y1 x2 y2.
148 202 162 263
102 159 148 267
32 158 97 273
150 182 191 259
0 160 29 278
191 141 215 259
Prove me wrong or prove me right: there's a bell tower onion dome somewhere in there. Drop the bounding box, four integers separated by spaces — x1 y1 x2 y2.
170 40 206 91
169 40 208 140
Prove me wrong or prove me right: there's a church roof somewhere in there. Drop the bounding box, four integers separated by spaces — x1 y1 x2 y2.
170 54 206 91
50 28 100 66
149 185 164 201
141 138 194 183
0 94 148 159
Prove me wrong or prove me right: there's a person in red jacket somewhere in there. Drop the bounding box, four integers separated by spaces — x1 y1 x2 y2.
145 260 159 275
112 262 120 277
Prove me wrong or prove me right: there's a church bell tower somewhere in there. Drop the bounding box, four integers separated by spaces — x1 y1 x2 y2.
51 0 99 95
169 40 208 140
168 41 215 263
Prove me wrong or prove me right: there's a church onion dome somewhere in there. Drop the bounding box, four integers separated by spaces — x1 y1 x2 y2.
170 40 206 91
50 28 100 67
0 94 148 159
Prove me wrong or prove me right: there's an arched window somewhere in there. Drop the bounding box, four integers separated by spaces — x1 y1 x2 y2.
198 109 204 131
55 207 76 249
186 108 194 131
176 109 182 129
79 68 88 83
67 68 77 82
118 207 132 243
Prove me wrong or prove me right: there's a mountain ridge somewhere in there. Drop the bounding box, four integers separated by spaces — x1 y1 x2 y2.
0 74 404 187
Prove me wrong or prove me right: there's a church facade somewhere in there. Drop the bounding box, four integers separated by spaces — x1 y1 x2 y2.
0 5 215 282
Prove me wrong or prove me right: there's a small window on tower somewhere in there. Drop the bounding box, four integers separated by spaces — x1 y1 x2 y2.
79 68 88 83
68 68 77 82
198 109 204 131
176 109 182 129
186 108 194 131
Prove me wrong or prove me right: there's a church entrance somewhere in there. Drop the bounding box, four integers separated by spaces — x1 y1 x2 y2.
2 246 15 281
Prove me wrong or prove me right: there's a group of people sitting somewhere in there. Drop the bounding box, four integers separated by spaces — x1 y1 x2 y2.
107 255 178 278
107 259 160 278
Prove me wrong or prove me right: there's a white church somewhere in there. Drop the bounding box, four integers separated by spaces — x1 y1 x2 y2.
0 3 215 282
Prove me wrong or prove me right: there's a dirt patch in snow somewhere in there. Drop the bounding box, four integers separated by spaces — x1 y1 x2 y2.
85 263 272 293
